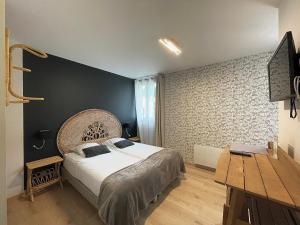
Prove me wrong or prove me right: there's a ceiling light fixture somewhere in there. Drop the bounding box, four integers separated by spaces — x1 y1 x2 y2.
158 38 182 56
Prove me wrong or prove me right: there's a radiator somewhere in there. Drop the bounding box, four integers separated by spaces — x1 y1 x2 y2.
193 145 222 169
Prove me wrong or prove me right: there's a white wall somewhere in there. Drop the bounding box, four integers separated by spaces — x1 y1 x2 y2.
5 40 23 198
0 0 7 223
278 0 300 163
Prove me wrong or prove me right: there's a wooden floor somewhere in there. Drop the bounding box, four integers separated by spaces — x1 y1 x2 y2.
7 165 226 225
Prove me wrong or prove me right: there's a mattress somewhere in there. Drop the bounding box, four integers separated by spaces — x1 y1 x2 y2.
63 140 163 196
63 150 140 196
105 138 163 159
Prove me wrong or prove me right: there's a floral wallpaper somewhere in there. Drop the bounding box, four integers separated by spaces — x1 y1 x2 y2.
164 52 278 162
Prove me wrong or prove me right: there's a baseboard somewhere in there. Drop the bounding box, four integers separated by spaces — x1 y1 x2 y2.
194 164 216 172
7 185 24 199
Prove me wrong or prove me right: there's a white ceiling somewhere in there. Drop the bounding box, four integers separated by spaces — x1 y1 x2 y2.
6 0 279 78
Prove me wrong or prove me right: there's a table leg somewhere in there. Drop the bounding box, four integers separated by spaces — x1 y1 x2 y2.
223 204 229 225
27 168 34 202
226 187 232 205
223 187 232 225
56 162 63 189
226 189 246 225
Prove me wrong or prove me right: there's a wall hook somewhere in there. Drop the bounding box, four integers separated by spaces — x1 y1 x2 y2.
5 28 48 106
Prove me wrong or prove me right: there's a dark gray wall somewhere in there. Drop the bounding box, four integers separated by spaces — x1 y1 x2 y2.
23 52 136 165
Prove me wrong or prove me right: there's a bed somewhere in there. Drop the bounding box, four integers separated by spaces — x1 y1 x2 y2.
57 109 185 225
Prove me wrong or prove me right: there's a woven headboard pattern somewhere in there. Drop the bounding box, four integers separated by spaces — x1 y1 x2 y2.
57 109 122 154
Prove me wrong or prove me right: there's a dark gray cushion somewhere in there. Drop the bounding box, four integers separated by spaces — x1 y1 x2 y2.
114 140 134 149
83 145 111 158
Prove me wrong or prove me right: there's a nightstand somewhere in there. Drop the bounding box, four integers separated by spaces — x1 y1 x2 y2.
128 136 141 142
26 156 63 202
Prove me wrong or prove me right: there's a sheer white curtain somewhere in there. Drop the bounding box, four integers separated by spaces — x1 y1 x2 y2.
135 77 157 145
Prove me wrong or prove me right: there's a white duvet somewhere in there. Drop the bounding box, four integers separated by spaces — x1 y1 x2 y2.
63 138 162 196
104 138 163 159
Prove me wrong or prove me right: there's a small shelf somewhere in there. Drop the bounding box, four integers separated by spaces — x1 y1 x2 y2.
26 155 63 202
32 178 60 192
128 136 141 142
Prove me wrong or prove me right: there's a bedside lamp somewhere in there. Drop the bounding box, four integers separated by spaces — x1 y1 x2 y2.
122 123 132 138
33 129 52 150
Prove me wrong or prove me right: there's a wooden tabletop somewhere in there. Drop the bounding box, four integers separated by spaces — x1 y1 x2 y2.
26 156 63 170
128 136 140 142
215 146 300 210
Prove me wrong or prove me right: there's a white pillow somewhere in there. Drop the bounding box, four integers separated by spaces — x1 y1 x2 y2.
103 138 125 151
73 143 99 157
104 138 125 145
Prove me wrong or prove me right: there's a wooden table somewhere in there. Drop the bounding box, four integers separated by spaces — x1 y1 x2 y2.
26 156 63 202
215 146 300 225
128 136 141 142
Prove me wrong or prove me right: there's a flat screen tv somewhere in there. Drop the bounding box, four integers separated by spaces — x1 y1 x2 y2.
268 31 298 102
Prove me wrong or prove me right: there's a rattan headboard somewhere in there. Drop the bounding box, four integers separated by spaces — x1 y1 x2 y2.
57 109 122 154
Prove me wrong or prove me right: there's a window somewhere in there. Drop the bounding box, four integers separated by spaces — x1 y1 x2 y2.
135 78 157 145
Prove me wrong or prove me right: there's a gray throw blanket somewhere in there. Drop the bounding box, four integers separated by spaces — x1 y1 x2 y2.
97 149 185 225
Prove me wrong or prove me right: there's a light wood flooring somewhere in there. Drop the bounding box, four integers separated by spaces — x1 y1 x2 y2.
7 165 226 225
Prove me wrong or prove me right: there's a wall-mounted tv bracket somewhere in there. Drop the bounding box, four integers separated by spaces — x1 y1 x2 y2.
290 52 300 119
294 53 300 99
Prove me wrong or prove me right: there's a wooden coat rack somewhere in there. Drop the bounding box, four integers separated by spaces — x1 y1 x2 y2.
5 28 48 106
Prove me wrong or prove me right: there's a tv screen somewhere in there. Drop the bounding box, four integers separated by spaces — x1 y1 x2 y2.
268 31 297 102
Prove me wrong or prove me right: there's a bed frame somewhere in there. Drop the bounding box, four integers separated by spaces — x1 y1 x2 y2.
62 167 98 208
57 108 124 208
57 109 182 225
